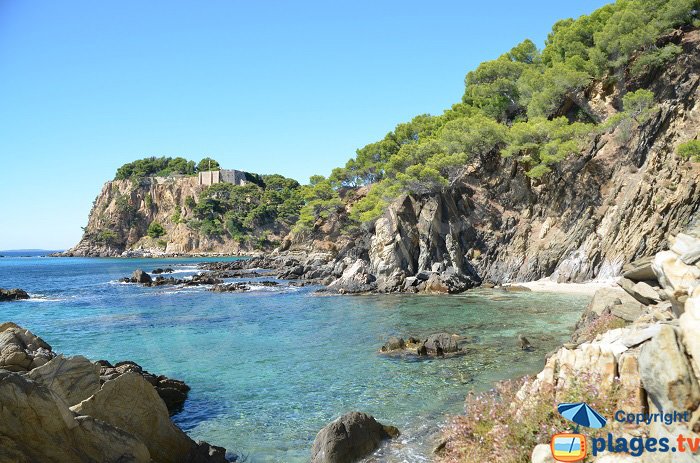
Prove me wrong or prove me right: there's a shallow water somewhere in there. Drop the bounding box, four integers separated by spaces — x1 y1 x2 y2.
0 256 590 462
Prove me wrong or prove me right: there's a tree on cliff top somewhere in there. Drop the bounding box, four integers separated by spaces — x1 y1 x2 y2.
197 158 220 172
296 0 699 228
114 156 223 180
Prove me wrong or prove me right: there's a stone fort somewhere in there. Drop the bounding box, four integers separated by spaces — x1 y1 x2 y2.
198 169 249 186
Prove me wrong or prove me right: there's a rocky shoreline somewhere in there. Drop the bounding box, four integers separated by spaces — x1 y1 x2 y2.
0 322 236 462
437 226 700 463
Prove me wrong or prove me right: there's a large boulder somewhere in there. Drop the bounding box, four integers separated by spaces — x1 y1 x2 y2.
679 287 700 376
622 256 657 282
0 288 30 301
71 372 197 463
652 250 700 294
424 333 461 353
311 412 399 463
131 269 152 284
97 360 192 415
639 325 700 412
618 277 661 305
28 355 100 407
0 323 55 372
0 370 151 462
327 259 377 293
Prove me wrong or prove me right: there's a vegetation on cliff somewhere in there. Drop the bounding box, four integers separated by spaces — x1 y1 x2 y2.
114 156 222 180
294 0 699 226
188 174 303 247
78 0 699 255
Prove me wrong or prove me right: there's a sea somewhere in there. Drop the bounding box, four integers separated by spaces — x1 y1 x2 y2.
0 252 591 462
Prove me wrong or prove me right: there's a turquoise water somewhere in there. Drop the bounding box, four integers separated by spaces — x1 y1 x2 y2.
0 256 590 462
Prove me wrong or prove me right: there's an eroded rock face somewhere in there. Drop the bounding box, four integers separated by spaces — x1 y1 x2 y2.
71 372 197 463
28 355 101 407
0 323 232 463
311 412 399 463
639 325 700 412
0 370 151 463
0 323 55 372
96 360 191 415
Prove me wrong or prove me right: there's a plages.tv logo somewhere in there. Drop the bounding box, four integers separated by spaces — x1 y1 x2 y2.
550 402 607 462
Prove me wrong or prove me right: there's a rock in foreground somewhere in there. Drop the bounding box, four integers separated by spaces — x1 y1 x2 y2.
311 411 399 463
0 323 234 463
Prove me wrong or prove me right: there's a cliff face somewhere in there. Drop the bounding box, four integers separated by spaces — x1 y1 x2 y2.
67 176 253 257
308 29 700 288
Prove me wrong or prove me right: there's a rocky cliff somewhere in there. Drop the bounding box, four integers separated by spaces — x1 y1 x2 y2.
435 224 700 463
286 29 700 292
65 175 286 257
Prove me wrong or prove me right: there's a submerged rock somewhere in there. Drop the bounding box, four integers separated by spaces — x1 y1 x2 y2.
311 411 399 463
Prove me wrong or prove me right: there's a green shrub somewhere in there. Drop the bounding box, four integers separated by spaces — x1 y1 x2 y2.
197 157 220 172
677 139 700 161
115 157 196 180
147 221 165 238
171 209 182 224
95 229 118 245
630 44 683 78
184 196 196 209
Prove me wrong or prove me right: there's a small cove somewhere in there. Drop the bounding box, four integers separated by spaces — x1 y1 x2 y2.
0 256 591 462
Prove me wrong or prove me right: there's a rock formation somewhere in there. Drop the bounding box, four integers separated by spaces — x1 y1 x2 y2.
439 225 700 463
268 28 700 294
0 323 234 463
311 411 399 463
0 288 29 302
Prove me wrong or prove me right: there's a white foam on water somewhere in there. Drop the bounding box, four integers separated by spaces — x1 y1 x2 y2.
26 295 68 302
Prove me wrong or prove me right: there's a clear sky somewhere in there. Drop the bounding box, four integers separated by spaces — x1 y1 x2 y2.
0 0 611 250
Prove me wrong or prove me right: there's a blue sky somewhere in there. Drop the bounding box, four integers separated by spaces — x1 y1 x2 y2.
0 0 610 249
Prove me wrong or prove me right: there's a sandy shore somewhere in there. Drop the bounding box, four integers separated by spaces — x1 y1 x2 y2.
505 278 617 295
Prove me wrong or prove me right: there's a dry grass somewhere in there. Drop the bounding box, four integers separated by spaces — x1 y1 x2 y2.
437 372 632 463
575 312 628 343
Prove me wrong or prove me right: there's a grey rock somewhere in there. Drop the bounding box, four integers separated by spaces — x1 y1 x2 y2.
424 333 461 353
680 244 700 265
131 269 152 284
403 276 418 289
311 411 398 463
621 324 662 348
0 288 30 301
